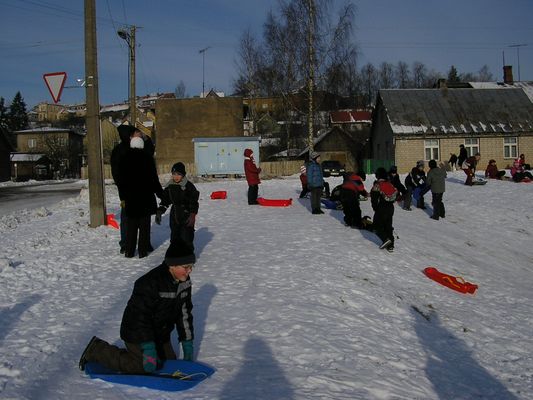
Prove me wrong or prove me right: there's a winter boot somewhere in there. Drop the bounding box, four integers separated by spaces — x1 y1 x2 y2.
79 336 101 371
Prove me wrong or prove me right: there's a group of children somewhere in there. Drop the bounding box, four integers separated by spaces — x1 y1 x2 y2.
301 158 449 252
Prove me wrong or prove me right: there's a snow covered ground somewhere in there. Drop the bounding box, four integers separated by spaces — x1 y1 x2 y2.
0 171 532 399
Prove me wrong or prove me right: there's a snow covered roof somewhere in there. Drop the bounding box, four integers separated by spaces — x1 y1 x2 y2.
14 127 72 133
379 88 533 135
10 153 46 162
469 81 533 104
100 103 129 113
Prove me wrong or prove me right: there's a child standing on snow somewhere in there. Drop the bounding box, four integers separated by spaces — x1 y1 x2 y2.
79 240 196 374
307 151 325 214
244 148 261 205
426 159 447 220
299 164 309 198
156 162 199 251
371 167 398 252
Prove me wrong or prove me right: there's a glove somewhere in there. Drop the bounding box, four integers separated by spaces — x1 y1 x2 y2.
155 206 166 225
186 213 196 228
120 200 125 208
181 340 193 361
140 341 159 373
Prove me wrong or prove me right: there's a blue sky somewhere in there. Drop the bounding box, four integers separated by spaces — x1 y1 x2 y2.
1 0 531 108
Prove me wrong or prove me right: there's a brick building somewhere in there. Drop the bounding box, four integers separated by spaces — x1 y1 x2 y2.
371 88 533 173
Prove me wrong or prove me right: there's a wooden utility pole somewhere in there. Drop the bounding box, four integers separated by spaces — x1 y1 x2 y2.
307 0 316 152
128 26 136 124
84 0 107 227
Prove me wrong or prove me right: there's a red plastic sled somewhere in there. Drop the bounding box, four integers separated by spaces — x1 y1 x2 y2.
210 191 227 199
257 197 292 207
106 213 119 229
423 267 478 294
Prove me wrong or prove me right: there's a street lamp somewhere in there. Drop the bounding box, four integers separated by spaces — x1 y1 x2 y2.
199 46 211 97
118 26 136 124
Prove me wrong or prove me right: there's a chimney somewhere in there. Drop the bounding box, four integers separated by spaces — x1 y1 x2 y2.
503 65 514 85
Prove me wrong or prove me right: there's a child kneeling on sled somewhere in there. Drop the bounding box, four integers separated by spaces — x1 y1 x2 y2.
79 239 195 374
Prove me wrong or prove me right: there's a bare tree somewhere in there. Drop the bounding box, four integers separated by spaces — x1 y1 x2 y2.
411 61 428 88
234 0 357 150
477 65 493 82
175 80 187 98
360 63 378 106
378 62 395 89
395 61 410 89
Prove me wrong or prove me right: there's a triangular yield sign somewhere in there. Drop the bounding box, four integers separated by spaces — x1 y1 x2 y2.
43 72 67 103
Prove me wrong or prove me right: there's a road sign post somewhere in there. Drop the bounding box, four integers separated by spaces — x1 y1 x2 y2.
43 72 67 103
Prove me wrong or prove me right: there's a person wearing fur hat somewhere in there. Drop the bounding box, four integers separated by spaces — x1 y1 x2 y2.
243 148 261 205
426 159 447 220
79 239 196 374
371 167 398 252
156 162 200 251
307 151 325 214
119 136 163 258
111 124 155 254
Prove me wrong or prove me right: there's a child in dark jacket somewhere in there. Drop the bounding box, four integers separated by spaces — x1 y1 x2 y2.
426 159 447 220
371 167 398 252
156 162 200 251
484 160 506 180
79 240 196 374
403 161 427 210
388 165 406 200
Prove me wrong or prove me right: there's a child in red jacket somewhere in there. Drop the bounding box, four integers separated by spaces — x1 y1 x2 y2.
244 148 261 204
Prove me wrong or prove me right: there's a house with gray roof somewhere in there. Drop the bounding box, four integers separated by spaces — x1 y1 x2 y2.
370 87 533 173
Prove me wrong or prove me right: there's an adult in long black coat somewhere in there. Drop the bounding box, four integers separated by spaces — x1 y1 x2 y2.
119 137 163 258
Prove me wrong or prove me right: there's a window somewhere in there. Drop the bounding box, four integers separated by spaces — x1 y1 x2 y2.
28 138 37 148
424 139 439 161
503 137 517 159
465 138 479 156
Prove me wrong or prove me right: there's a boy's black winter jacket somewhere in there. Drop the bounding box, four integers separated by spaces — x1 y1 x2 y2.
120 263 194 345
160 180 200 225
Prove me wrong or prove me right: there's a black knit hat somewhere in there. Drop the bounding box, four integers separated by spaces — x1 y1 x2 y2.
428 160 437 168
165 240 196 266
171 162 186 176
375 167 388 180
117 124 137 142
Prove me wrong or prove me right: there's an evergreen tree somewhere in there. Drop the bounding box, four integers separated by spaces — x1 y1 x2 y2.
8 92 29 132
0 97 8 129
447 65 460 83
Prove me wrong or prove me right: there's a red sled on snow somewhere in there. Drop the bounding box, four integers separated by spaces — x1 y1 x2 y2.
210 191 227 200
423 267 478 294
106 213 119 229
257 197 292 207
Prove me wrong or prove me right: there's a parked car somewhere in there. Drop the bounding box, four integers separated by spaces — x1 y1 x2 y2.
321 160 345 177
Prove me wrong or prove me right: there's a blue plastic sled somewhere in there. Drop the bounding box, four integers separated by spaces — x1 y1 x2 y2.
321 198 340 210
85 360 215 392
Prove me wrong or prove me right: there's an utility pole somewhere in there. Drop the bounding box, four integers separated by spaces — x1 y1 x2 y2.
307 0 316 152
84 0 106 227
199 46 211 97
118 26 136 125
